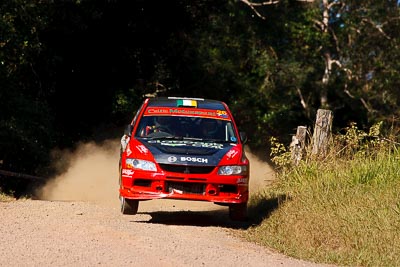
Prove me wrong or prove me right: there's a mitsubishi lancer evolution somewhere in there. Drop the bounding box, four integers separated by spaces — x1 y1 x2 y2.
119 97 249 221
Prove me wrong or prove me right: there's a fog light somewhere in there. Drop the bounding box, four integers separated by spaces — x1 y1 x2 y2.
206 184 218 196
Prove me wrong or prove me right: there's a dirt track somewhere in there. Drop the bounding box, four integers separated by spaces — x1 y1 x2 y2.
0 142 329 267
1 199 332 267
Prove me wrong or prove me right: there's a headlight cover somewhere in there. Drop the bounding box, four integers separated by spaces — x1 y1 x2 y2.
125 158 156 171
218 165 248 175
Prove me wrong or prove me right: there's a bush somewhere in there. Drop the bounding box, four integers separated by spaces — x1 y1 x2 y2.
245 122 400 267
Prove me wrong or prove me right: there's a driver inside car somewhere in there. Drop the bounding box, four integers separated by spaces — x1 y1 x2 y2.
154 116 174 134
141 116 176 136
200 119 222 139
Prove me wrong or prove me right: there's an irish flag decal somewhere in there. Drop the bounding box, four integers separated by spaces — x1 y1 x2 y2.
177 99 197 107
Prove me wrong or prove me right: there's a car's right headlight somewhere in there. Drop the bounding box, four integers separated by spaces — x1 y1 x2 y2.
125 158 156 171
218 165 248 175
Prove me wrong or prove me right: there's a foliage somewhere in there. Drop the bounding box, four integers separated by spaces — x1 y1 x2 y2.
0 0 399 193
0 191 15 202
0 1 53 176
246 124 400 266
269 136 291 168
333 0 400 126
1 2 400 264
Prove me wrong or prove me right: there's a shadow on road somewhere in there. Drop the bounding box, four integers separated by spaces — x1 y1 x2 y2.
132 208 252 229
248 194 290 225
130 194 290 229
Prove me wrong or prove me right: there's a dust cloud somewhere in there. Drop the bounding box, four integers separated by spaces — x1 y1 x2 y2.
246 149 276 193
37 140 121 207
36 140 275 206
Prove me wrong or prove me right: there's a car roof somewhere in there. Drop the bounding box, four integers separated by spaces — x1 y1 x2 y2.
146 97 227 110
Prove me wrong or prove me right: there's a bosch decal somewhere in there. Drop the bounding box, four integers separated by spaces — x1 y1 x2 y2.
180 156 208 163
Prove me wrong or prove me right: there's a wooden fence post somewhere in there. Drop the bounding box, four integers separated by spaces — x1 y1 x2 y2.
312 109 333 158
290 126 307 165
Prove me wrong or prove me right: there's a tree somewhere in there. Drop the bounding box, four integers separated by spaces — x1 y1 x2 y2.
239 0 400 133
0 1 53 176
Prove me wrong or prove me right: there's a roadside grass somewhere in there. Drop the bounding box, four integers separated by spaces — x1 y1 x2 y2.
0 191 15 202
244 124 400 267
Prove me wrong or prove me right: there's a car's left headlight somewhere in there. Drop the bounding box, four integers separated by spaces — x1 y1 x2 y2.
125 158 156 171
218 165 248 175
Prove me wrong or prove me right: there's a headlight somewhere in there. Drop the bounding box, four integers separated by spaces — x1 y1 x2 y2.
218 165 248 175
125 158 156 171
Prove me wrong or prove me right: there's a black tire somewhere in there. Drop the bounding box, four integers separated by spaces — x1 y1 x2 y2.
120 196 139 215
118 155 122 187
119 155 139 215
229 203 248 221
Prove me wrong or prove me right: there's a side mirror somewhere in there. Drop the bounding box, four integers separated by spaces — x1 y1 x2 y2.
239 132 248 144
124 124 133 137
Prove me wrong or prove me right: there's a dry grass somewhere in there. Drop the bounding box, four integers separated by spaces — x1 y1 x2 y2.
0 192 16 202
244 126 400 266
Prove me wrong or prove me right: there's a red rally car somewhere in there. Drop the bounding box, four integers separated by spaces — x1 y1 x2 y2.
119 97 249 221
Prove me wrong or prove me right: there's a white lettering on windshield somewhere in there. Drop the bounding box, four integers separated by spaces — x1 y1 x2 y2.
148 140 224 149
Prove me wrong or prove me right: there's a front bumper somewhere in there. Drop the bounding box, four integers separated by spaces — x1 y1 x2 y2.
119 170 249 204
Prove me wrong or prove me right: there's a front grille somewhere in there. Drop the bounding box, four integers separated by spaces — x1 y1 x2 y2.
166 181 205 195
219 184 237 193
159 164 215 174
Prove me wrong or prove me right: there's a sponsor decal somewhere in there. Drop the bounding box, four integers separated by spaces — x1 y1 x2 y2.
180 156 208 163
148 140 224 149
237 178 248 184
126 144 132 156
156 141 187 147
144 107 231 121
200 142 224 149
171 189 183 194
136 144 148 154
122 169 134 176
146 108 169 114
167 156 177 163
216 110 229 118
226 149 238 160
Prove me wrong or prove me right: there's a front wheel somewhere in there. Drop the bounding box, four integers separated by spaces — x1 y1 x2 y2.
229 203 248 221
120 196 139 215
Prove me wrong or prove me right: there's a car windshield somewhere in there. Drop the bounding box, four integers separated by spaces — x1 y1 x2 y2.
135 116 238 143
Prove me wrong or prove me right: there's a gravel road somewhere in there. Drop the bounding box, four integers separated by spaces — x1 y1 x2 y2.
0 142 331 267
0 199 330 267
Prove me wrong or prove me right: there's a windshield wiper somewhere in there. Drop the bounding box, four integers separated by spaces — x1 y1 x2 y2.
201 138 232 143
181 137 204 141
140 135 233 143
142 135 183 140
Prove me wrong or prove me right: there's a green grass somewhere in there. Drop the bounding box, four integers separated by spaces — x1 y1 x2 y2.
244 139 400 266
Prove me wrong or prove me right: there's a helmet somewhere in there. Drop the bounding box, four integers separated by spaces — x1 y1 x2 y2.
201 119 219 136
156 116 172 126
